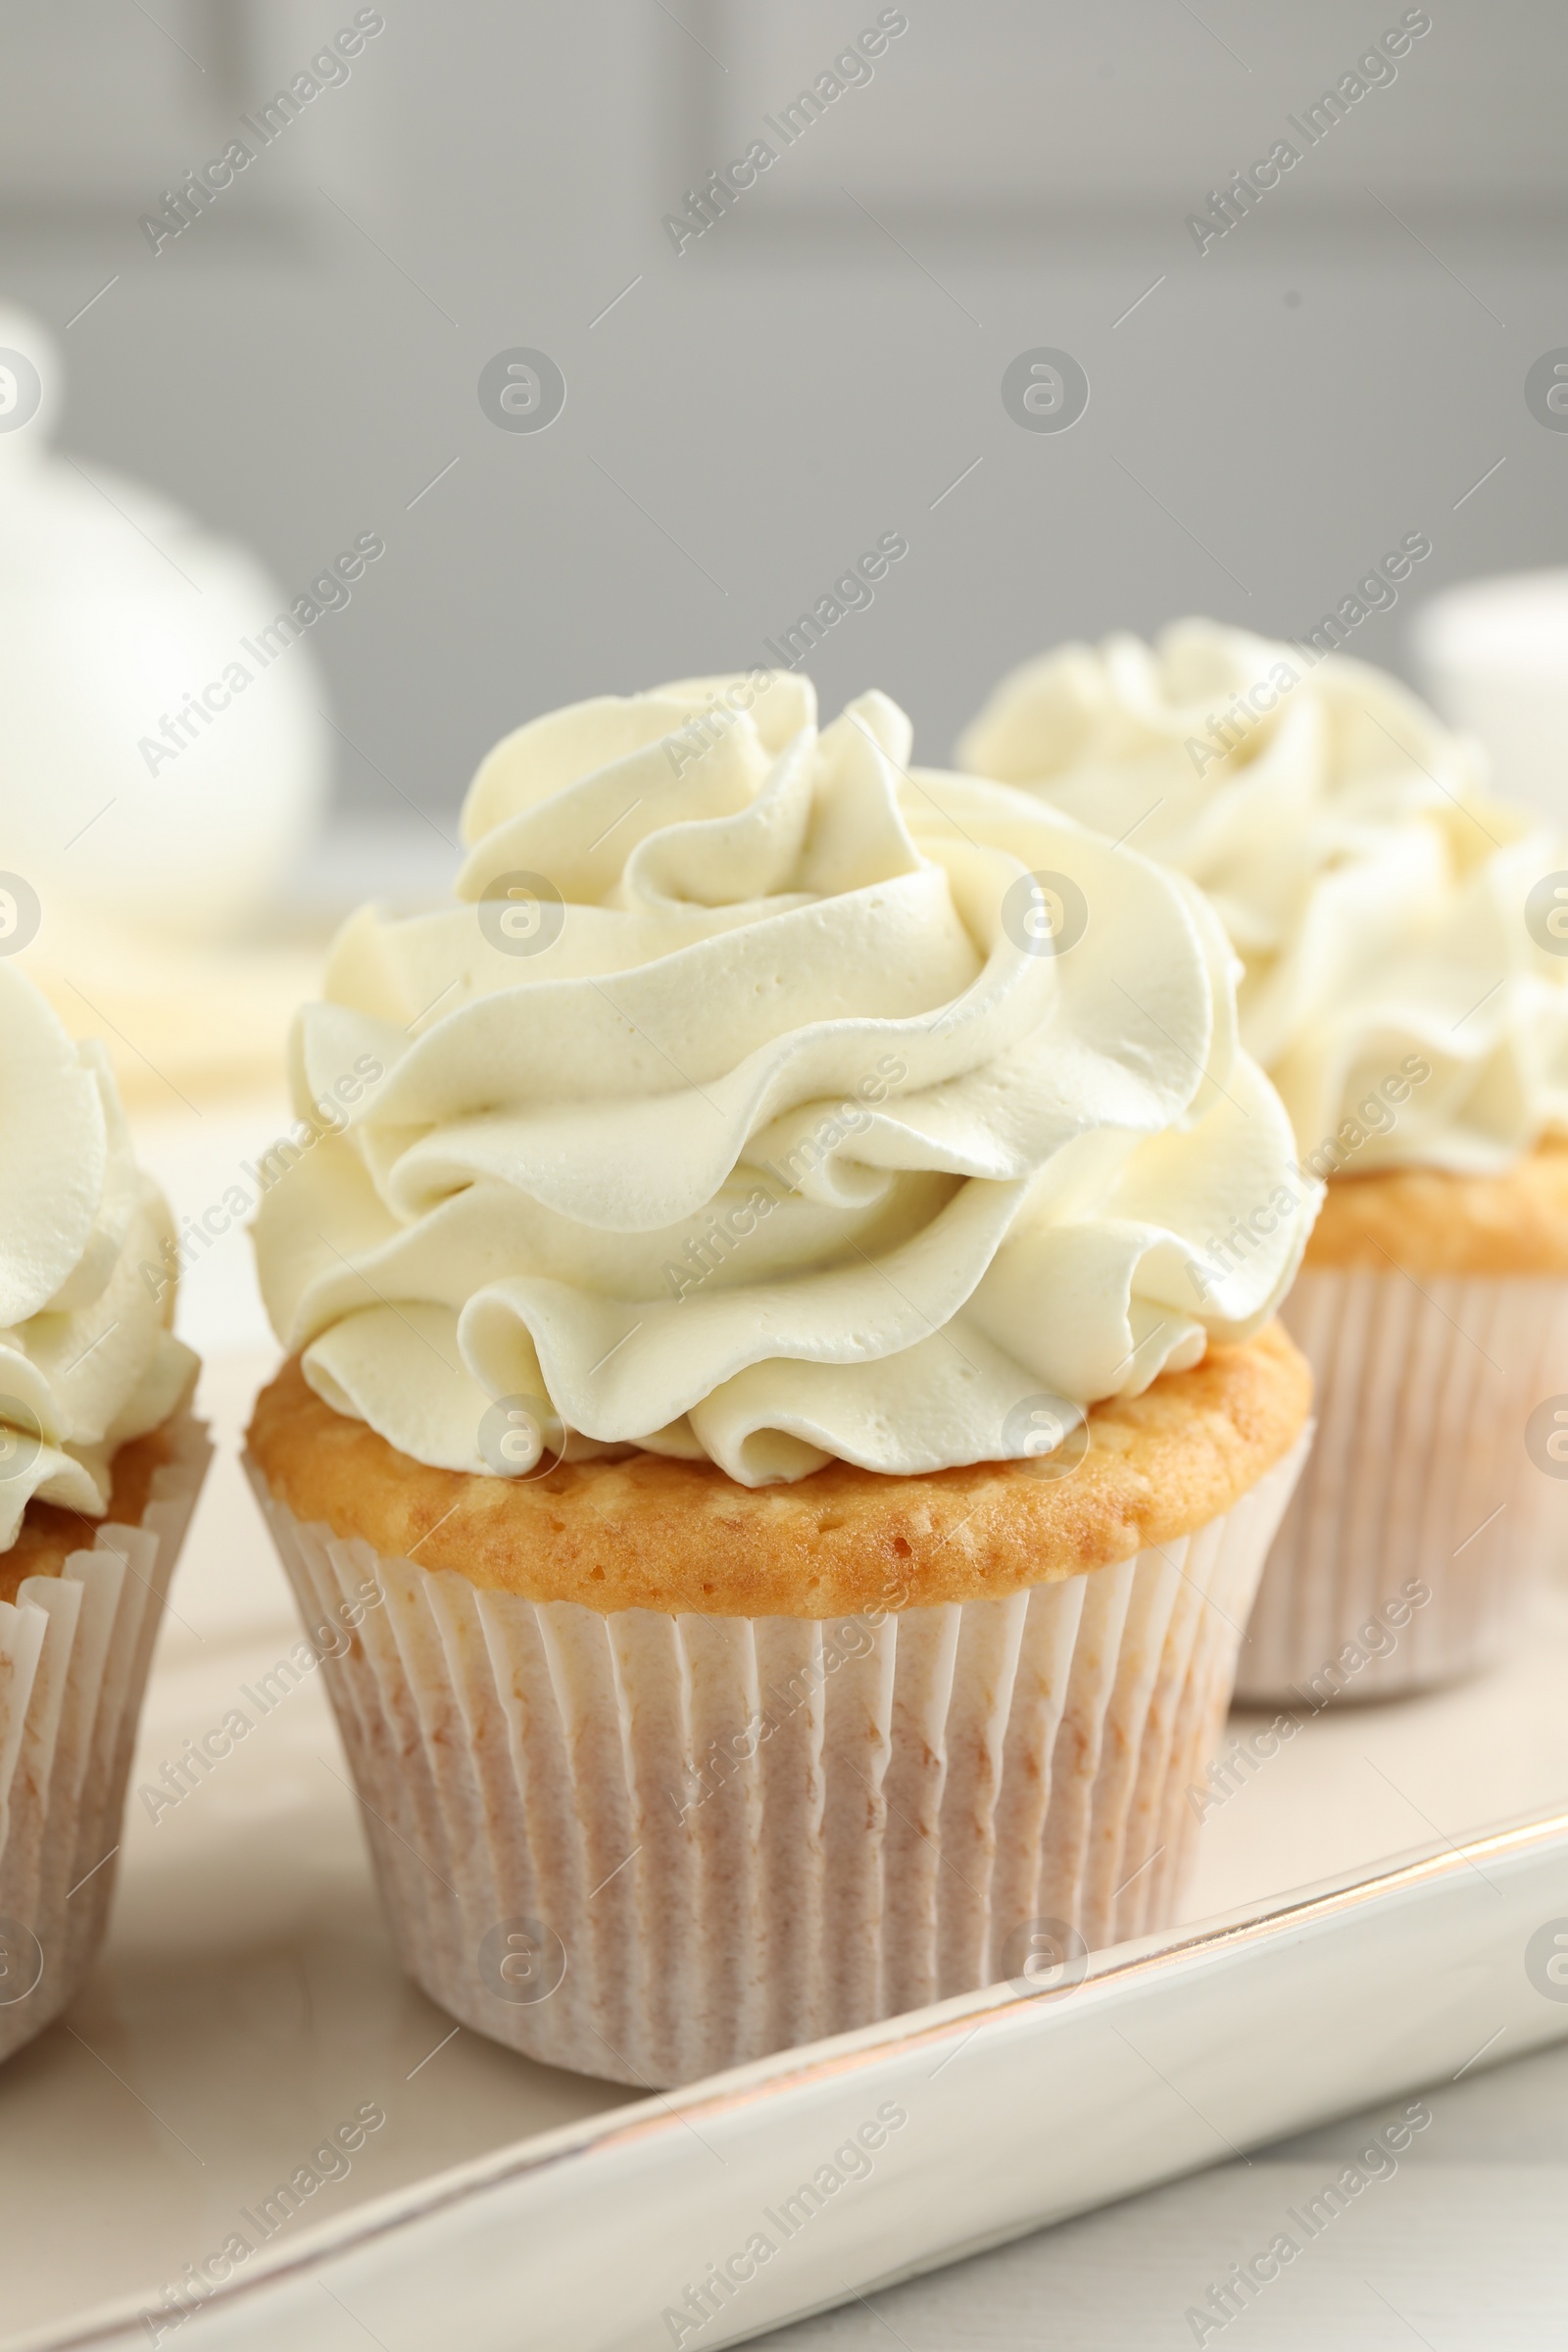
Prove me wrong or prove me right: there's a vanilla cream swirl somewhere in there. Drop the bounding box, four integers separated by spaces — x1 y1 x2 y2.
960 619 1568 1174
254 672 1313 1487
0 966 196 1547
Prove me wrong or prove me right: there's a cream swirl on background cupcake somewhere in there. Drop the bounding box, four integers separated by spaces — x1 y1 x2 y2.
253 671 1313 1486
0 965 196 1545
959 619 1568 1175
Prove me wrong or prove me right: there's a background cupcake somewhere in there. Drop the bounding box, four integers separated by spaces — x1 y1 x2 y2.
246 671 1314 2085
961 620 1568 1700
0 965 208 2062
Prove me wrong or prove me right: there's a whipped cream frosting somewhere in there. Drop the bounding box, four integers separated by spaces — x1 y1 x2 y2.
960 619 1568 1175
254 671 1313 1487
0 966 197 1548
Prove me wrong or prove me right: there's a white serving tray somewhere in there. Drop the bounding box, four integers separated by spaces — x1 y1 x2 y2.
4 1336 1568 2351
10 1809 1568 2352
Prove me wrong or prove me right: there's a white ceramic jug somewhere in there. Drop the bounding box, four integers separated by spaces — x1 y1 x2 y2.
0 299 329 941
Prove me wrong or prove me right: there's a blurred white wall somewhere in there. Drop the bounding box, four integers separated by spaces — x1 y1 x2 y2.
1 0 1564 822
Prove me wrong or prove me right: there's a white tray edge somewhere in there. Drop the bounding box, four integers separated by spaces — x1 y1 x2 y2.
21 1802 1568 2352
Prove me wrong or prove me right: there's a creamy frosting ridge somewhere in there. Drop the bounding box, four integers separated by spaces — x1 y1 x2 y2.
960 619 1568 1175
254 672 1314 1486
0 966 197 1547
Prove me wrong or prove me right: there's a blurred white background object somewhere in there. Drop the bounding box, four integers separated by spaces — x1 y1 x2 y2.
6 2 1568 822
0 296 329 940
1411 570 1568 826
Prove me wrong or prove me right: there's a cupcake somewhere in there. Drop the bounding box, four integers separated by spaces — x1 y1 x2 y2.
246 671 1313 2085
0 966 207 2061
960 619 1568 1700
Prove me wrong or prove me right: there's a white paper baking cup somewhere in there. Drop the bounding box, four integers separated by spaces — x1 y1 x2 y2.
1236 1271 1568 1705
247 1437 1306 2088
0 1413 211 2063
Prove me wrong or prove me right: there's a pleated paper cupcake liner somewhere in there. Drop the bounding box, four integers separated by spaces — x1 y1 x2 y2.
248 1435 1306 2088
1236 1271 1568 1706
0 1413 212 2064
